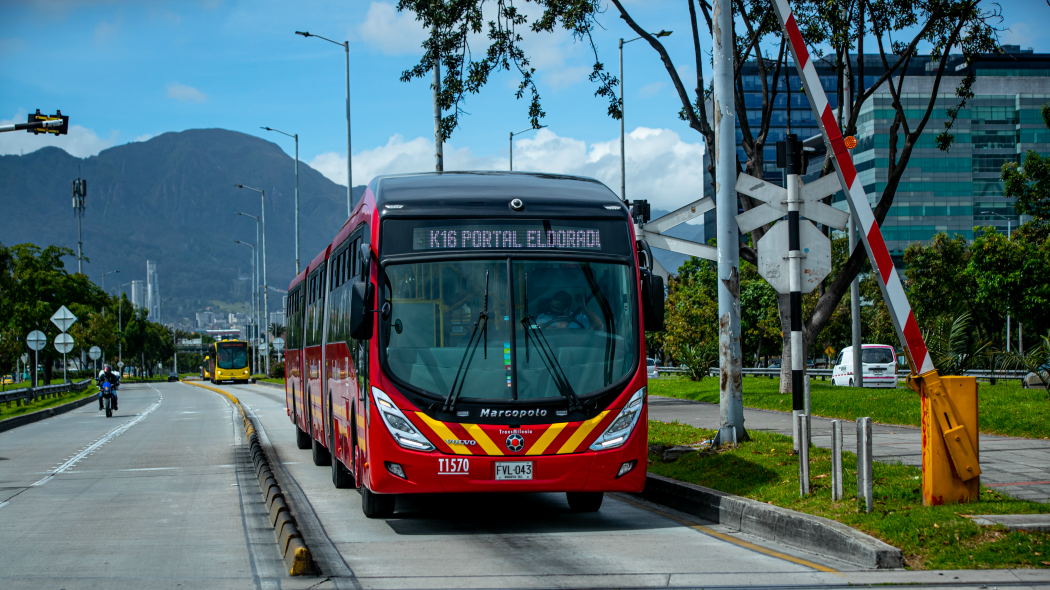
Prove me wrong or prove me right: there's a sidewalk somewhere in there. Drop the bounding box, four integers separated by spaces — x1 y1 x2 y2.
648 395 1050 504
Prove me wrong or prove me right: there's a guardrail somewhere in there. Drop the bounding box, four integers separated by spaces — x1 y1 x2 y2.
1 379 93 408
651 367 1029 381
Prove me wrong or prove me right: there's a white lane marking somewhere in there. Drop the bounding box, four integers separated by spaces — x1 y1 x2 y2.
119 467 179 472
31 393 163 488
0 502 9 510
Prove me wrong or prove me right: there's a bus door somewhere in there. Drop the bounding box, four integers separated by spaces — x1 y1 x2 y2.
305 263 327 440
286 282 306 427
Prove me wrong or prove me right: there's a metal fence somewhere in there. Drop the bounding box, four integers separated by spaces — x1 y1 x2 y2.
1 379 93 410
652 366 1029 382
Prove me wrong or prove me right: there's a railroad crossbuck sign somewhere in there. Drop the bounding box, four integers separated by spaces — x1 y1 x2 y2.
50 305 78 333
734 173 848 294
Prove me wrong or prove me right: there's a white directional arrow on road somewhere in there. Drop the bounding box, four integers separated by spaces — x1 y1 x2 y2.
734 173 849 233
50 305 78 333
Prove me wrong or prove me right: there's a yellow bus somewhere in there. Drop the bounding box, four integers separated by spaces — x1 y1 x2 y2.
202 356 211 380
208 340 251 384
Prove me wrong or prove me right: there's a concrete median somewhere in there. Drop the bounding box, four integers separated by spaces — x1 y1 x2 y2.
641 473 903 569
186 381 317 576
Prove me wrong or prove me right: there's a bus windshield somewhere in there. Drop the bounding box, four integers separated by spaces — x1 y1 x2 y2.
217 343 249 370
382 260 636 401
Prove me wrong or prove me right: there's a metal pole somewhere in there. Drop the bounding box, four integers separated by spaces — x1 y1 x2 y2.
434 56 443 172
344 42 353 215
831 420 844 501
1007 220 1011 353
295 134 300 275
857 416 873 513
797 413 810 496
619 37 626 201
261 190 270 376
509 131 513 171
844 64 862 390
712 0 746 446
785 134 805 455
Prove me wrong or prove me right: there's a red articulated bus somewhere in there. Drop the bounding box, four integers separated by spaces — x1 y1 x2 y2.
284 171 664 518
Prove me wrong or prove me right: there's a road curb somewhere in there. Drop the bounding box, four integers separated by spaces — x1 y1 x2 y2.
0 388 98 434
641 473 903 569
186 381 317 576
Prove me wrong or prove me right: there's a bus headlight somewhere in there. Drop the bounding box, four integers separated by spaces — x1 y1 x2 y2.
371 387 435 452
589 387 645 451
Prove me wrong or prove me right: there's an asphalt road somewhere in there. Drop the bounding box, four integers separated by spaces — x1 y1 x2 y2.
2 380 1047 589
0 381 321 590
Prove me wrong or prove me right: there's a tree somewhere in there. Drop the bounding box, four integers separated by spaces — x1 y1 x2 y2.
663 259 719 369
396 0 1002 389
0 243 109 384
1002 103 1050 225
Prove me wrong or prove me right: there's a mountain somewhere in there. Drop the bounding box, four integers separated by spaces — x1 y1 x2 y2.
0 129 364 328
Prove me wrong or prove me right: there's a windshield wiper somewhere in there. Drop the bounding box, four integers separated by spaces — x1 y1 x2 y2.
520 272 583 412
442 271 490 413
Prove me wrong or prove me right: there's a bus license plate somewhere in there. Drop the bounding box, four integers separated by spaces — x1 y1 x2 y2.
495 462 533 480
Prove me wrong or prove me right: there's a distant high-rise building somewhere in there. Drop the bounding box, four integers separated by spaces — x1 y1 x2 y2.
146 260 159 320
130 280 145 309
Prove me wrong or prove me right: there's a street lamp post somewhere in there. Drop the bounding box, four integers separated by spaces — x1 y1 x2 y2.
234 239 258 374
235 185 269 375
117 282 132 373
102 270 119 318
261 127 300 274
236 212 261 372
295 31 353 215
508 126 547 171
981 210 1015 352
619 30 671 201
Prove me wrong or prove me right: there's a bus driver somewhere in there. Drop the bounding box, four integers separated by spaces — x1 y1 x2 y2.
536 291 605 331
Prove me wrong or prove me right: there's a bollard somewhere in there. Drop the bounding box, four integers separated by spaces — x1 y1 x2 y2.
856 417 873 513
797 413 810 496
831 420 843 501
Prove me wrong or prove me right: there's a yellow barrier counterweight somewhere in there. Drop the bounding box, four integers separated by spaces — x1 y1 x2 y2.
915 373 980 506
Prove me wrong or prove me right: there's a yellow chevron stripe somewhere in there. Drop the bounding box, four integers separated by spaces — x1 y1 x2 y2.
415 413 472 455
557 411 610 454
463 424 504 456
526 422 568 456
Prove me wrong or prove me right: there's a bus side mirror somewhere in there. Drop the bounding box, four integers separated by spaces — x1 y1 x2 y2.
349 281 375 340
641 269 665 332
359 242 371 278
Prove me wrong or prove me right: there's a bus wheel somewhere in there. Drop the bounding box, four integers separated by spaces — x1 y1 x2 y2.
566 491 603 513
361 486 395 519
295 426 312 450
332 457 355 489
312 438 331 466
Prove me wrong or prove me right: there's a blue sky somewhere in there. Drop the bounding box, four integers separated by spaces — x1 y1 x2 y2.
3 0 1048 212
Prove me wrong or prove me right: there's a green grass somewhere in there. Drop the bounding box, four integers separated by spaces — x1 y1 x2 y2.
648 375 1050 440
254 377 283 384
648 419 1050 570
0 384 99 421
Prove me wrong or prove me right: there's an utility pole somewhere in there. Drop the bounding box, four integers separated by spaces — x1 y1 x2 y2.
434 56 443 172
619 37 626 201
72 176 86 274
712 0 746 446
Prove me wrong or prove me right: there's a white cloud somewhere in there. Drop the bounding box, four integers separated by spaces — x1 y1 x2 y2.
134 134 153 142
166 82 206 103
0 110 117 158
357 2 428 56
1002 22 1038 49
309 127 706 213
639 81 666 98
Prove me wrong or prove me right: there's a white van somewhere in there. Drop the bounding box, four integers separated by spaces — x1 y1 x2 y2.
831 345 897 388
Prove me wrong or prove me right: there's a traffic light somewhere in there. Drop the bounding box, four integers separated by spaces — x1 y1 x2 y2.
27 109 69 135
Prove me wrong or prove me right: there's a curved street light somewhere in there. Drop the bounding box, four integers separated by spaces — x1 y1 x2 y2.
295 31 353 216
619 29 672 201
509 125 547 171
261 126 300 274
234 184 269 375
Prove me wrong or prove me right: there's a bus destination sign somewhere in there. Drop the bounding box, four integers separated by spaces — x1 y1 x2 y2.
414 226 602 251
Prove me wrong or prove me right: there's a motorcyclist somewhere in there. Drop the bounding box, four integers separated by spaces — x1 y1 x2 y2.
98 365 119 411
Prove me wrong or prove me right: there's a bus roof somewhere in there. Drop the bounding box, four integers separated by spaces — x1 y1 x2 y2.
372 171 628 218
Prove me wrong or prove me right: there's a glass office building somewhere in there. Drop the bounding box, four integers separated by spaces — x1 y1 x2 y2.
704 46 1050 257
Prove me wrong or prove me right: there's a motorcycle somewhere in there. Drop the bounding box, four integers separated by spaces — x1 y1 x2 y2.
101 381 115 418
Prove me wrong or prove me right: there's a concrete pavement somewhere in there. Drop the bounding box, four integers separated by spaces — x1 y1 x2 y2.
649 394 1050 503
0 381 320 589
